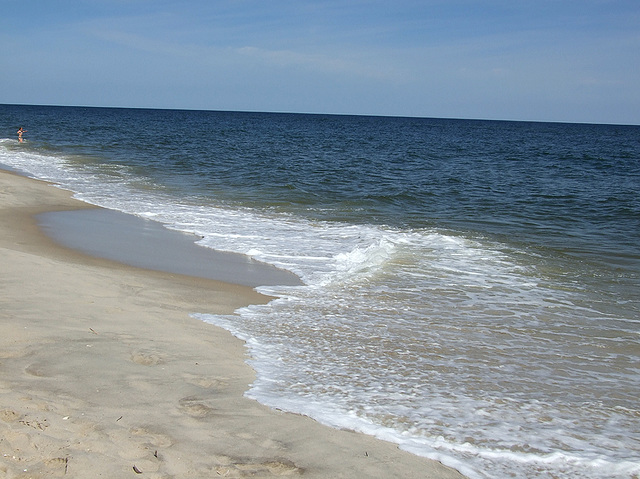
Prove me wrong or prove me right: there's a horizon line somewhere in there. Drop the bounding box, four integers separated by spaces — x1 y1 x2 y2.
2 102 638 128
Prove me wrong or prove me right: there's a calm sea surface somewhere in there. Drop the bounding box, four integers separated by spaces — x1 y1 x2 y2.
2 104 639 478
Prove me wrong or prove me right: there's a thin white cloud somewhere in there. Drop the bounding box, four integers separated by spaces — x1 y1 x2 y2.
84 13 412 86
235 45 410 83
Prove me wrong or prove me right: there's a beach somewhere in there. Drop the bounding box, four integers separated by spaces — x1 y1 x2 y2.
2 106 638 478
0 168 464 478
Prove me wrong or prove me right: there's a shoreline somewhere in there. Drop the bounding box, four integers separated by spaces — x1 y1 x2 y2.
37 208 302 288
0 169 464 478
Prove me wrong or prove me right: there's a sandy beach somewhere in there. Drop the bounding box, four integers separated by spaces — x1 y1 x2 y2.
0 169 464 478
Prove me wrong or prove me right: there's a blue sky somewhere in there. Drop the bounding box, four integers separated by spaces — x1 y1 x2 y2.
2 0 639 124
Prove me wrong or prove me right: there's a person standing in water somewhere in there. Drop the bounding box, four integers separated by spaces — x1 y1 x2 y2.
17 127 27 142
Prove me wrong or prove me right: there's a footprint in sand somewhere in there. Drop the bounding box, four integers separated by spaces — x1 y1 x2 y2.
25 361 52 377
130 350 164 366
178 396 217 418
44 457 69 476
183 373 229 390
214 456 302 477
0 409 21 423
129 426 174 448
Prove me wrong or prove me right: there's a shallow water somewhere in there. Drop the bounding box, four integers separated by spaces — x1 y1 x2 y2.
37 208 301 287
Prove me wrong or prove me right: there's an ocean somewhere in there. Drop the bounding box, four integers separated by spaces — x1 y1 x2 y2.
1 104 639 478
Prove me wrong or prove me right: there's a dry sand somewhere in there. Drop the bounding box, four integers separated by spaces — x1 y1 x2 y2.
0 169 465 478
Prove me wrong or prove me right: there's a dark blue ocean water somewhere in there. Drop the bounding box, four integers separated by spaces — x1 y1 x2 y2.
2 104 639 478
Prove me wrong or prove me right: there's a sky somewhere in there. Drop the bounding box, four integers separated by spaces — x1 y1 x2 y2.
1 0 639 124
